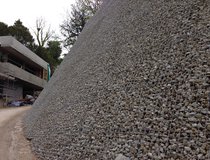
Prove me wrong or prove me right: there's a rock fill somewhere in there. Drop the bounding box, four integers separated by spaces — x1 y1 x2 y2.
25 0 210 159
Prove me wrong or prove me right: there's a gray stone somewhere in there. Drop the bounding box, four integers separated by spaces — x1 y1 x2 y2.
115 154 130 160
24 0 210 159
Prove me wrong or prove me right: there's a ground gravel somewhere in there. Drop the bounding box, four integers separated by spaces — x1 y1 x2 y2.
25 0 210 159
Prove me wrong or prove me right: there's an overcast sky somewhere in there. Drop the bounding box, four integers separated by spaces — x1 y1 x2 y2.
0 0 76 36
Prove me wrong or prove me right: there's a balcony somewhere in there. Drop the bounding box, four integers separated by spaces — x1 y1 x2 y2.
0 62 46 88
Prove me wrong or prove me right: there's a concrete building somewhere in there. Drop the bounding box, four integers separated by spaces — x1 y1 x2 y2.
0 36 49 106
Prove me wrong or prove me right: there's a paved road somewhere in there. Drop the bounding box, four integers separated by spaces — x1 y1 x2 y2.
0 106 36 160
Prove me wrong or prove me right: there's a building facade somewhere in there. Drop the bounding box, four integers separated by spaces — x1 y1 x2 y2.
0 36 49 106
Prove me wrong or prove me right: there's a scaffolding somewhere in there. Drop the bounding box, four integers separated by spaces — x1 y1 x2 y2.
0 65 15 107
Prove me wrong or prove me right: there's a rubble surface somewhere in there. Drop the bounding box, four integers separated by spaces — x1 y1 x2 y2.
25 0 210 159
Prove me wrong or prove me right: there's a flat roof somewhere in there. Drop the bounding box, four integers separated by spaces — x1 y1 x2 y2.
0 36 48 70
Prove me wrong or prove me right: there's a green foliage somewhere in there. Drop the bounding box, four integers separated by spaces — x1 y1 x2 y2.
60 0 102 51
0 22 9 36
8 20 34 49
47 41 62 60
34 41 62 74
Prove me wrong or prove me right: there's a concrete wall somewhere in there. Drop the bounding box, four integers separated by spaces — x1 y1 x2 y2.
0 81 23 106
3 83 23 101
0 99 4 107
0 36 48 70
0 62 47 88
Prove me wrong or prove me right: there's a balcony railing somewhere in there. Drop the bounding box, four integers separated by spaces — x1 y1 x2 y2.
0 62 46 88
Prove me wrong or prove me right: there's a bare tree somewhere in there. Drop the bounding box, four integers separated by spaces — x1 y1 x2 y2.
60 0 102 52
82 0 102 15
34 18 54 47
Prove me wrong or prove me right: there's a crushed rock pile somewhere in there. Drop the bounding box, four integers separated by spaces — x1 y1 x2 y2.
25 0 210 159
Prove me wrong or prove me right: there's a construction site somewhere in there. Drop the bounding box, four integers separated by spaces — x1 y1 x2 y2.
0 36 49 107
0 0 210 159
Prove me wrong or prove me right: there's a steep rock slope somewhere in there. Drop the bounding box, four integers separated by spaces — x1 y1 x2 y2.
25 0 210 159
